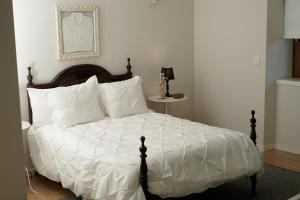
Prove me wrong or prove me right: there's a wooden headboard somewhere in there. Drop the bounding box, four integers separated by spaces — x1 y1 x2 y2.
27 58 133 124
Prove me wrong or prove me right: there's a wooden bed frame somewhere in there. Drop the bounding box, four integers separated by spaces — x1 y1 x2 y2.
27 58 132 124
27 58 258 199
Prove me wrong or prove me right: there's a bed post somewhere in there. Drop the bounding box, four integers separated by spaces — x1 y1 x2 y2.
27 67 34 124
127 58 132 78
139 136 149 199
250 110 257 145
250 110 257 197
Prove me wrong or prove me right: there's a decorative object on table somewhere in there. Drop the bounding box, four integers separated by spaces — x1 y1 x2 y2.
161 67 175 97
172 93 184 99
56 5 99 60
159 73 167 99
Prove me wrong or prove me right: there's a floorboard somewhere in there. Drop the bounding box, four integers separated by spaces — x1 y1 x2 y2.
263 149 300 173
27 176 73 200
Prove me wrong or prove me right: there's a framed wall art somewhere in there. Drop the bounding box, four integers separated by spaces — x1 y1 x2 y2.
56 5 99 60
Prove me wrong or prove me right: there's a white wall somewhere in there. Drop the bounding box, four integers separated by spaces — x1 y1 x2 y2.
194 0 268 147
284 0 300 39
0 0 26 199
264 0 292 149
13 0 194 121
275 81 300 155
15 0 292 151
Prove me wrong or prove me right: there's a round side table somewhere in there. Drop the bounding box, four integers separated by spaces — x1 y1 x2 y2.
148 95 188 114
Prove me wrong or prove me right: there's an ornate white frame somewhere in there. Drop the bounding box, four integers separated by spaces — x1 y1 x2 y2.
56 5 99 60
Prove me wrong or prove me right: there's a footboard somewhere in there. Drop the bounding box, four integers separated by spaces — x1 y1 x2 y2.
250 110 257 196
139 136 149 197
139 110 258 199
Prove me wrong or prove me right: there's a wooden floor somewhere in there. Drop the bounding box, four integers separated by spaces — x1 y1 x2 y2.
263 149 300 173
27 149 300 200
27 176 73 200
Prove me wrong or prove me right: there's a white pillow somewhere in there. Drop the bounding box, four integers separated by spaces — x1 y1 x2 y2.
98 76 148 118
27 88 54 127
48 76 105 127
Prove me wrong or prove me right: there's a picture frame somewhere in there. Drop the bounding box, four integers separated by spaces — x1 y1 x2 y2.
56 5 99 60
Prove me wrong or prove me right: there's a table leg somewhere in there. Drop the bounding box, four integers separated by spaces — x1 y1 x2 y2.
164 103 167 114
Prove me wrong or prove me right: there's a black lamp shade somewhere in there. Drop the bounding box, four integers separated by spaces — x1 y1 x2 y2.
161 67 175 80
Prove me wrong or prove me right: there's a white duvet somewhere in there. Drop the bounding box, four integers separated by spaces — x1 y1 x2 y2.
28 112 262 200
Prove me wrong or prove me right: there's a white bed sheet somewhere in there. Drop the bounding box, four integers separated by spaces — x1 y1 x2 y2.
28 112 262 200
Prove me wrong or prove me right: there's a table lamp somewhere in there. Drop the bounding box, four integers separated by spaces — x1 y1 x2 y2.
161 67 175 97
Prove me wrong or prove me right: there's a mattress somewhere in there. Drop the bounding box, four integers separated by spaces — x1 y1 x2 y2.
28 112 262 200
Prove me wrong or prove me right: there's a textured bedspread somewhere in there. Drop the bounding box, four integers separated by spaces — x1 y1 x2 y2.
28 112 262 200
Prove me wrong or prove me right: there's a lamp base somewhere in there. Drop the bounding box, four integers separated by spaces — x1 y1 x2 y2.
165 93 172 97
165 79 171 97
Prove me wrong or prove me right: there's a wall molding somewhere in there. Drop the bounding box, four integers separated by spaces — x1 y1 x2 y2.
263 143 300 155
274 144 300 155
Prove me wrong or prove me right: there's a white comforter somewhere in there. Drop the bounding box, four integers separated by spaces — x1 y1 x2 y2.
28 112 262 200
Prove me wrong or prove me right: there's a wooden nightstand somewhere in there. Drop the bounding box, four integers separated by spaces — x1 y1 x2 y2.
148 95 188 114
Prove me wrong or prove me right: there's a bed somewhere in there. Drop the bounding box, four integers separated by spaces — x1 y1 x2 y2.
26 58 262 200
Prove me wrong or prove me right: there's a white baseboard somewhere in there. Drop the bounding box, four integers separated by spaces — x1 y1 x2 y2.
260 144 300 155
274 144 300 155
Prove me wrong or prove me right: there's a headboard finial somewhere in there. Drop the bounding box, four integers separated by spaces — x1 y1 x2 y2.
27 67 33 87
127 57 132 72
